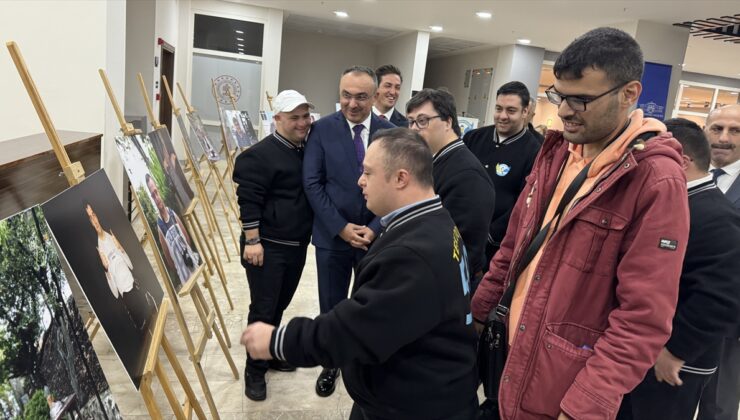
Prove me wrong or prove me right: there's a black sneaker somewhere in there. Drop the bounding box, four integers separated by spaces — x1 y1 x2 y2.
268 360 296 372
245 374 266 401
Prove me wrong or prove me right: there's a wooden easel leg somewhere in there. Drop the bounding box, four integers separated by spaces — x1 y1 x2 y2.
140 378 164 420
195 285 239 379
162 335 209 420
196 179 231 264
199 268 231 347
194 211 233 310
155 361 187 420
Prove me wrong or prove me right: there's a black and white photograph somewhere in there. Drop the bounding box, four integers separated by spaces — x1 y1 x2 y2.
42 169 165 390
0 207 123 419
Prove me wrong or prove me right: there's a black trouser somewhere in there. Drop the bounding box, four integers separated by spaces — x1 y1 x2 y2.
242 239 307 377
617 367 713 420
315 246 365 314
698 337 740 420
349 399 477 420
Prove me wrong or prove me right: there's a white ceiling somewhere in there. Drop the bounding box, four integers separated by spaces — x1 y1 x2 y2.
241 0 740 79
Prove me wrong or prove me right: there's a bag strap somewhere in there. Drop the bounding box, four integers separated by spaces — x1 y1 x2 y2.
490 129 658 320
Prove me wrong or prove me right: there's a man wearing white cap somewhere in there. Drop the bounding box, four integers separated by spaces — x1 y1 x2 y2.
232 89 315 401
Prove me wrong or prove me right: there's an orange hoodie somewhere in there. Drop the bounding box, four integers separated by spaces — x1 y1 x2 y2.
508 109 667 343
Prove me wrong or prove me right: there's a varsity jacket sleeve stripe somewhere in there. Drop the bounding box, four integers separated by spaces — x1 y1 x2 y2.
233 149 271 229
665 201 740 363
267 246 442 368
560 176 689 419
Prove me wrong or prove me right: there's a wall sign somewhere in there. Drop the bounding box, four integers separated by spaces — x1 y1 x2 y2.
638 62 673 120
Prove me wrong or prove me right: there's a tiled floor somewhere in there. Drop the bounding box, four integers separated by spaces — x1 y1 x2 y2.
89 165 354 419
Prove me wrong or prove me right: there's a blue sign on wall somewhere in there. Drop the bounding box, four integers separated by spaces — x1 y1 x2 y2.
638 62 673 120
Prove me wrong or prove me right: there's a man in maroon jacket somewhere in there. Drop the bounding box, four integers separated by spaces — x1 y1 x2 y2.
472 27 690 420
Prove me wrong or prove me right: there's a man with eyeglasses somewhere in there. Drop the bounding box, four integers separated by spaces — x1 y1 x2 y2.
407 88 495 292
463 81 543 264
303 65 394 397
472 27 689 420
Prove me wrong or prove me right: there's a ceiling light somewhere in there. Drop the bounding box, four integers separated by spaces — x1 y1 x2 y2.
517 38 531 45
237 44 244 47
236 37 244 41
334 10 349 18
235 30 244 34
429 25 443 32
476 11 492 19
730 92 738 95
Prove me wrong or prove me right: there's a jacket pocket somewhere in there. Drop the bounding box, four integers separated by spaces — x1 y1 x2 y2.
562 207 627 273
520 323 603 417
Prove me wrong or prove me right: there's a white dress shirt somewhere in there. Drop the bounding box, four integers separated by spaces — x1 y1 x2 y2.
372 106 394 122
710 158 740 194
347 113 372 150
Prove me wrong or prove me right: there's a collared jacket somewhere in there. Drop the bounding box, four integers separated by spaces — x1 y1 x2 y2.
472 130 689 420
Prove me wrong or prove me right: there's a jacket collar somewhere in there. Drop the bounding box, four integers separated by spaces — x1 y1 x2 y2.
687 176 717 197
383 196 443 233
433 139 464 163
493 126 528 145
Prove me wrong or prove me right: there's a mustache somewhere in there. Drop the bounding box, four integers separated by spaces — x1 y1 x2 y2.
711 143 736 150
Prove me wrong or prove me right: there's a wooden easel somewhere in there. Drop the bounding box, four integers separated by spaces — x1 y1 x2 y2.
210 79 239 176
176 82 241 235
136 73 234 314
6 41 205 420
100 69 239 420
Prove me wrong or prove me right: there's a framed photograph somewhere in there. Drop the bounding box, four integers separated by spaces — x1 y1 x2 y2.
186 111 221 162
148 127 195 211
114 136 203 292
458 116 480 137
42 170 165 390
0 207 123 418
223 109 258 148
259 110 275 136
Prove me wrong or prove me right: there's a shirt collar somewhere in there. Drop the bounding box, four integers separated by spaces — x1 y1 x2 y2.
348 113 373 133
710 158 740 177
372 106 394 121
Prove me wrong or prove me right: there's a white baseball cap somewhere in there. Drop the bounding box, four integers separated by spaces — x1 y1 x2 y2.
273 90 314 113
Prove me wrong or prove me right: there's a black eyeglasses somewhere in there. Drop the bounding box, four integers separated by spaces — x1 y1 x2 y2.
545 82 628 112
408 115 441 129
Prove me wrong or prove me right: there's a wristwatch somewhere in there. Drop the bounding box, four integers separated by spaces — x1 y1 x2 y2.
244 237 261 245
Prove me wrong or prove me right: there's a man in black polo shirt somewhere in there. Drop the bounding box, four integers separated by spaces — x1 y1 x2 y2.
463 81 542 262
241 128 478 419
406 89 495 291
232 89 314 401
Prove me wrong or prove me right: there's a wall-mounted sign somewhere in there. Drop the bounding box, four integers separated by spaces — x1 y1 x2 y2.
638 62 673 120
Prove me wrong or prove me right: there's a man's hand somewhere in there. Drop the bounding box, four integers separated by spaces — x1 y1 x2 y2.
356 226 376 244
654 347 684 386
339 223 371 250
240 322 275 360
243 243 264 266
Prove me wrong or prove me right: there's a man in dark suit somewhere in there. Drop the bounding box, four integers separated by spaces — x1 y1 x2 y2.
303 65 395 397
372 64 408 127
698 103 740 420
617 119 740 420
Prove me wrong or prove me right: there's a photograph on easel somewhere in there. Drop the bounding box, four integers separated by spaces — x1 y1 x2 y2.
187 111 221 161
41 169 165 391
223 109 258 148
0 208 123 419
148 127 195 210
113 135 203 291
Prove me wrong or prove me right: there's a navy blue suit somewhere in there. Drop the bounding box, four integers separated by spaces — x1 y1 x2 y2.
389 109 409 128
303 111 395 313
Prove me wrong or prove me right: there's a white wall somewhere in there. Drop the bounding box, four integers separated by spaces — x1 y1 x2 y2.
279 30 377 117
0 0 126 198
424 47 500 117
376 31 429 112
125 0 155 122
153 0 181 118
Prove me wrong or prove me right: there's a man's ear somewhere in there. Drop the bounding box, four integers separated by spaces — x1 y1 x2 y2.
681 154 691 171
396 169 410 189
622 81 642 107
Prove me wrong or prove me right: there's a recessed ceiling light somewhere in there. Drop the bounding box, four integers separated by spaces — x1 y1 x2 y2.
334 10 349 18
429 25 443 32
730 92 738 95
237 44 244 47
235 30 244 34
517 38 531 45
476 11 492 19
236 37 244 41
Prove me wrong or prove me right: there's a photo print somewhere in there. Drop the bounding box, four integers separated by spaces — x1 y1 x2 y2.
42 170 165 390
113 136 203 292
223 109 258 148
187 111 221 162
0 208 122 419
148 127 195 211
